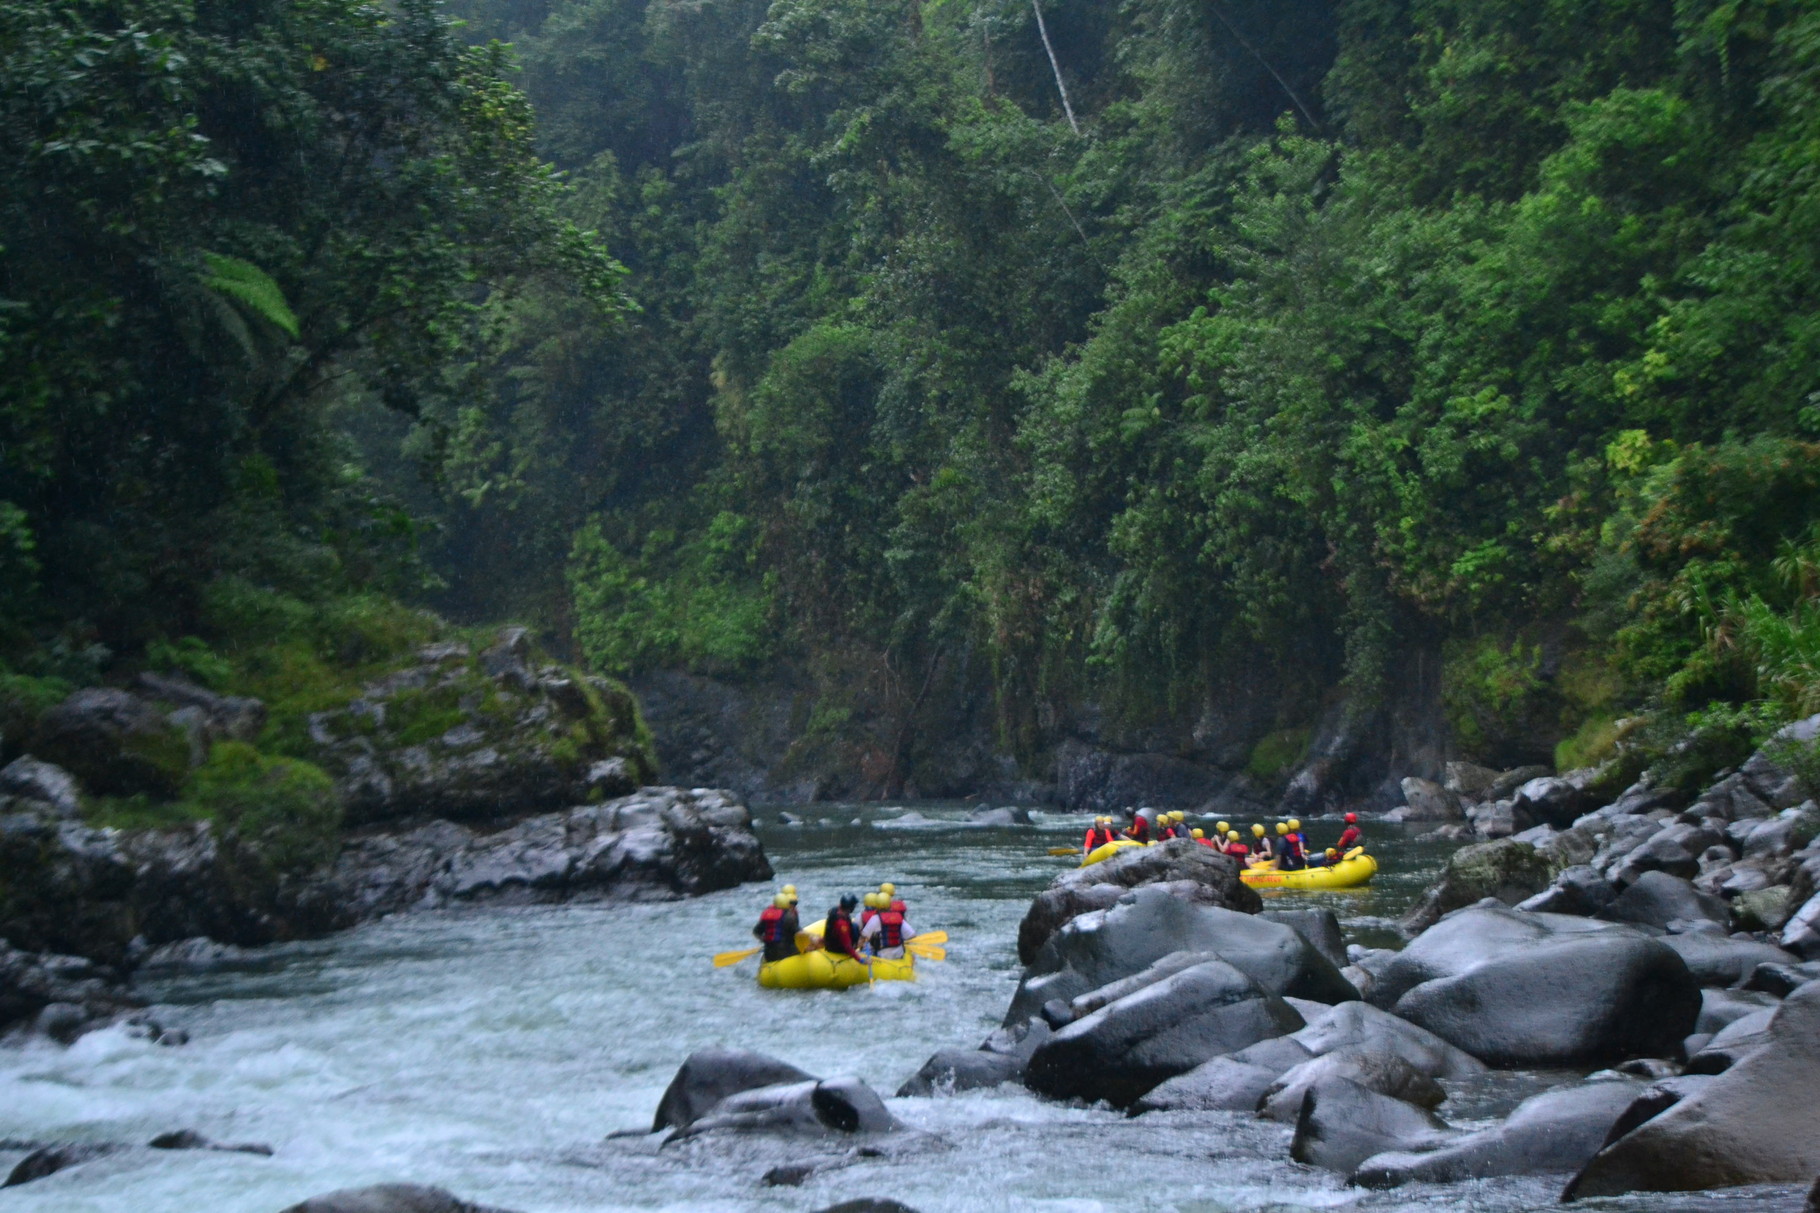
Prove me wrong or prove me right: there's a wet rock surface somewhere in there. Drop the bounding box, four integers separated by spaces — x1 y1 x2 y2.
1567 979 1820 1196
653 1048 817 1132
1015 839 1260 964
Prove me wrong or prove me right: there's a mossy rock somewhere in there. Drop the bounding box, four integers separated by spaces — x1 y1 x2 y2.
1405 838 1555 932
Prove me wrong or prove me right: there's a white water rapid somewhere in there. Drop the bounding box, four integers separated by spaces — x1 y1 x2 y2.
0 805 1806 1212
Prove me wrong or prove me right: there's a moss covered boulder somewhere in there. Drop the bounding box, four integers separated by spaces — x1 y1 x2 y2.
1404 839 1557 932
298 627 655 824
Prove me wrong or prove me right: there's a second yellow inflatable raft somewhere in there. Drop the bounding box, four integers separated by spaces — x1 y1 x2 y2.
1240 849 1377 891
1080 838 1147 867
757 951 915 989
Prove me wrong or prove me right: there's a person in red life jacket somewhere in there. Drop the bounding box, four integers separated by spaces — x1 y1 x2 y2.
1336 811 1363 852
823 894 864 961
860 897 917 959
752 891 801 962
1123 809 1151 843
1276 822 1308 871
859 892 882 932
1223 829 1249 860
1083 815 1118 857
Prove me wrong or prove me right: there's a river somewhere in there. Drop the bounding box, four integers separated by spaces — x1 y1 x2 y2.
0 804 1805 1212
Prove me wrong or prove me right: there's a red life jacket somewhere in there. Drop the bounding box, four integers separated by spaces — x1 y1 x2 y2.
860 909 878 929
826 913 859 956
758 906 789 943
1227 843 1249 858
1337 826 1361 851
1084 827 1115 850
877 910 905 949
1127 817 1150 842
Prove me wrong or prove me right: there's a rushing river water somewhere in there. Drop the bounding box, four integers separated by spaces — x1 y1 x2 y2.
0 804 1806 1213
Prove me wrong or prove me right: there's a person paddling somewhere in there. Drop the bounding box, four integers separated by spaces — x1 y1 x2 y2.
1124 809 1151 843
753 890 801 962
824 894 865 962
860 896 916 959
1276 822 1307 871
1083 815 1118 857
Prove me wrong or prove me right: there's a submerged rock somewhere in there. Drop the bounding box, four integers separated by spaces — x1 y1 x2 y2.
1353 1079 1642 1187
3 1142 127 1187
670 1077 899 1139
653 1048 817 1132
1260 1050 1444 1122
1289 1077 1454 1173
895 1049 1024 1097
0 940 141 1040
277 1184 522 1213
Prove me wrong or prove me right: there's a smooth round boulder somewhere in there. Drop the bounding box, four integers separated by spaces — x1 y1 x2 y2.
1016 841 1260 963
1289 1000 1485 1079
652 1048 816 1132
1260 1050 1444 1122
1131 1056 1282 1114
1658 932 1795 987
1392 932 1700 1066
1404 839 1554 932
895 1049 1024 1097
1601 871 1730 931
671 1077 899 1139
1024 958 1303 1107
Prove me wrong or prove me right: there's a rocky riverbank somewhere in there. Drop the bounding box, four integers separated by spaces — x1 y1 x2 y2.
0 626 774 1044
612 744 1820 1209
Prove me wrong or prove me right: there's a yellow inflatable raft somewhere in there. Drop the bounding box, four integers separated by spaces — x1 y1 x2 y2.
1240 848 1377 891
1081 838 1148 867
757 950 915 989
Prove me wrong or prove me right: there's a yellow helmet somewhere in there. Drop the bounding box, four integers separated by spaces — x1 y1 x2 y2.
1227 830 1241 841
1276 822 1289 835
1191 828 1204 839
773 893 792 909
880 882 895 895
1173 811 1186 824
1288 819 1302 831
1216 821 1230 834
781 884 796 896
1251 824 1265 837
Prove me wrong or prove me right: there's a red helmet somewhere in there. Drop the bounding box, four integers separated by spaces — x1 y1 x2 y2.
1344 812 1357 823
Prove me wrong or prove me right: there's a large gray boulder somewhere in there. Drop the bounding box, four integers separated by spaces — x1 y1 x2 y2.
1130 1056 1283 1114
1601 871 1730 931
895 1049 1024 1097
1567 980 1820 1196
1256 908 1346 971
1260 1051 1444 1122
1023 958 1303 1107
1609 823 1726 887
1785 892 1820 959
1403 839 1555 932
1006 885 1357 1024
1658 932 1796 988
1739 715 1820 810
670 1077 898 1139
653 1048 816 1132
32 687 191 798
1516 865 1618 917
1396 777 1464 822
277 1186 520 1213
1289 1077 1455 1173
1289 1000 1484 1079
1371 906 1700 1066
1514 775 1592 828
1015 840 1259 964
1353 1079 1642 1187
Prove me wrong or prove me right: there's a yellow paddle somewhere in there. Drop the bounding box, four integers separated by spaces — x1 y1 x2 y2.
713 946 761 967
907 941 946 961
1047 846 1079 856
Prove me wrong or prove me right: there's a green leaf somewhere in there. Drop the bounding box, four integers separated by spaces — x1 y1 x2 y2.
202 252 299 339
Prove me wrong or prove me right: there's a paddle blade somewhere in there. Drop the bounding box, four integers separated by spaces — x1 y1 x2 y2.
1047 847 1079 856
713 947 761 967
909 930 947 946
907 943 946 961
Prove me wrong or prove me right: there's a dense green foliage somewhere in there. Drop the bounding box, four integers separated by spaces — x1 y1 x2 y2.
13 0 1820 794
